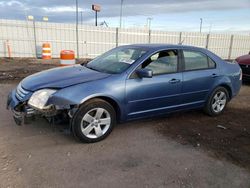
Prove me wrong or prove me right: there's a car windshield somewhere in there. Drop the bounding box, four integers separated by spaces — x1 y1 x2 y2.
86 47 147 74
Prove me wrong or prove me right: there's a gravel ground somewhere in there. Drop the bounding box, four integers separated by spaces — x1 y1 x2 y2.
0 58 90 83
0 58 250 187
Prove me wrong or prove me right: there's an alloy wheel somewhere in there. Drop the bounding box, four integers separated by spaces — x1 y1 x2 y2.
80 108 111 139
212 91 227 113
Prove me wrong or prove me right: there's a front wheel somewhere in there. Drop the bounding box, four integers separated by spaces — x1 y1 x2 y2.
204 87 229 116
71 99 116 143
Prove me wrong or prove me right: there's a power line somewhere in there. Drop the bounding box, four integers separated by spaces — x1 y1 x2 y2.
200 18 203 33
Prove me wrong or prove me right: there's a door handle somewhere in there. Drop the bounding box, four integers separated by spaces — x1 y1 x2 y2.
169 78 181 84
211 73 219 78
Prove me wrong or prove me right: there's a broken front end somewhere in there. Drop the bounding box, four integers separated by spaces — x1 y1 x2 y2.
7 83 77 126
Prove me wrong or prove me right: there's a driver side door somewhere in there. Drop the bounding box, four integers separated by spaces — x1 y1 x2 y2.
125 49 183 120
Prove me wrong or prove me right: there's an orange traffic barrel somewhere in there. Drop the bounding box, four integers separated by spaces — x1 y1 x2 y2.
60 50 75 66
42 43 51 59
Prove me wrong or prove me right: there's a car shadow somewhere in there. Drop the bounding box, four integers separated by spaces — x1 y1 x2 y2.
243 81 250 86
14 116 76 143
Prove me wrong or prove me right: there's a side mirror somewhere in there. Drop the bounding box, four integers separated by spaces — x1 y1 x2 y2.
136 68 153 78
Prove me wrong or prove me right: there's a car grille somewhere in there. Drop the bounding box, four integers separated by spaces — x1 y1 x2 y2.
15 84 30 101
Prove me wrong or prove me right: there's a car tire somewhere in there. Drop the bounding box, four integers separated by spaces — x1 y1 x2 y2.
204 87 229 116
71 99 116 143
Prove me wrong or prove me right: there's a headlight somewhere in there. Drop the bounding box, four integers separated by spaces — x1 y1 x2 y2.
28 89 57 110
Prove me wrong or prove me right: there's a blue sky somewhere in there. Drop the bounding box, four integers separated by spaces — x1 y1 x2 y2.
0 0 249 34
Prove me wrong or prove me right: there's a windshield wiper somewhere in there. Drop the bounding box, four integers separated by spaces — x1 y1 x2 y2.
86 65 99 72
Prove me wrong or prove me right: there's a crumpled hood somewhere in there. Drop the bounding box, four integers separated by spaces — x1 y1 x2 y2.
21 65 110 91
236 55 250 65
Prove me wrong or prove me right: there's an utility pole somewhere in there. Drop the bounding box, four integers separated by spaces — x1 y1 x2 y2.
200 18 203 33
27 15 37 58
80 11 83 25
147 17 153 30
208 23 212 34
32 19 37 58
76 0 79 59
119 0 124 28
43 16 49 42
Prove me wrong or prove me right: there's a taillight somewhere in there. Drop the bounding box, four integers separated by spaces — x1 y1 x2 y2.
240 69 242 81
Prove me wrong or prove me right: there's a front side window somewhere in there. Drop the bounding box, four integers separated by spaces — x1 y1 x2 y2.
183 50 216 71
141 50 178 75
86 47 147 74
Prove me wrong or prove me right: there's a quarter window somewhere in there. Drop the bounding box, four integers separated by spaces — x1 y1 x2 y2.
183 51 215 71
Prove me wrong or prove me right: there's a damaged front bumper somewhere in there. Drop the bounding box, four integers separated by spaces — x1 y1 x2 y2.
7 89 38 125
7 88 74 126
6 88 57 125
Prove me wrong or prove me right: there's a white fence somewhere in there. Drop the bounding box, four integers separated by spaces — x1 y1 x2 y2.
0 19 250 59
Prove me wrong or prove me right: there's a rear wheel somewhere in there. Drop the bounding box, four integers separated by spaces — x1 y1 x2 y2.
204 87 229 116
71 99 116 143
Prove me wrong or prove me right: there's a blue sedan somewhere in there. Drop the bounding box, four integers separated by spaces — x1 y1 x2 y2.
7 44 242 143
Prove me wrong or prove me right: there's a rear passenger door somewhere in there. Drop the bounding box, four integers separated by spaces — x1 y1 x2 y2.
181 50 218 105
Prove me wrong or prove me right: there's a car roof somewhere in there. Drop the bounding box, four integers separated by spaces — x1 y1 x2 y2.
124 43 204 51
122 43 224 62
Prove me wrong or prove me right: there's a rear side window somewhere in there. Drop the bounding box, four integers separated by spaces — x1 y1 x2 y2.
183 50 216 71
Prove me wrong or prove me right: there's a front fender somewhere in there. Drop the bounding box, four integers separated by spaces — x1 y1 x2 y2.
47 77 126 120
